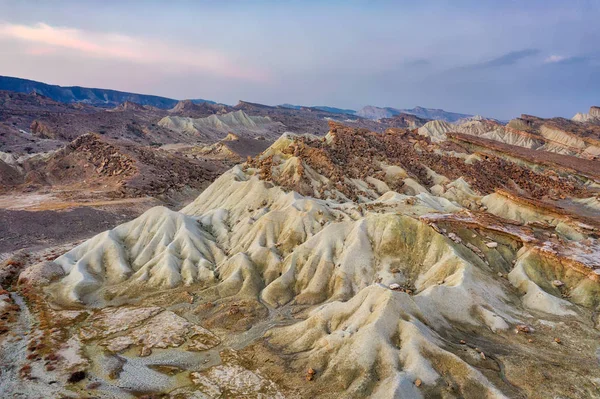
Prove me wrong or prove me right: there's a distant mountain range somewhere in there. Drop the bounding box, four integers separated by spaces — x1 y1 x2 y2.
0 76 215 109
0 75 474 122
356 105 472 122
282 103 473 122
280 104 356 115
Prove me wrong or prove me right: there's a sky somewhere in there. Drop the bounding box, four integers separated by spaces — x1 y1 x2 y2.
0 0 598 120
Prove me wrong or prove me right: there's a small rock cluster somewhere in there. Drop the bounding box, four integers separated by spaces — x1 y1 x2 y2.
68 134 136 178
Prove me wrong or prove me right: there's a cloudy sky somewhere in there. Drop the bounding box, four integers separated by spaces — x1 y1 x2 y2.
0 0 598 119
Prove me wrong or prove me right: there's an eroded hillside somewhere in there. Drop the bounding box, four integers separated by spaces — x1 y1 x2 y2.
1 121 599 398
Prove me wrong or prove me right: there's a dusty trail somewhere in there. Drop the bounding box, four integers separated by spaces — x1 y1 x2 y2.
0 293 31 396
0 292 68 398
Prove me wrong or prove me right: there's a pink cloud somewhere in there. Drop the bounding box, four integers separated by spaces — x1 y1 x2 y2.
0 22 268 82
23 45 58 56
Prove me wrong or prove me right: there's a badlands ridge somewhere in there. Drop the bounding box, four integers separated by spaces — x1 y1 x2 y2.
1 121 600 398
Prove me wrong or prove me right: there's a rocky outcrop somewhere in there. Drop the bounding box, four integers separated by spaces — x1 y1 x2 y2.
223 132 240 141
30 120 59 140
68 134 136 178
379 113 428 129
169 100 201 114
572 106 600 123
168 100 229 118
110 101 148 112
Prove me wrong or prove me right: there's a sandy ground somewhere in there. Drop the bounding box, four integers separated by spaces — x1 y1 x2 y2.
0 192 160 254
0 193 152 211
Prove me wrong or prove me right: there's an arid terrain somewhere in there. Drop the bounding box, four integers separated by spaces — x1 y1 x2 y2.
0 87 388 254
1 79 600 398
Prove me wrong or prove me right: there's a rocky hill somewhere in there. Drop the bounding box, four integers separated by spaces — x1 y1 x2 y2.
417 114 600 159
168 100 230 118
2 133 229 199
3 120 599 398
159 110 286 142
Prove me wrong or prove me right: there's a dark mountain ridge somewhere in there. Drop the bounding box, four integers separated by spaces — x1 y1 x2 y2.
0 75 215 109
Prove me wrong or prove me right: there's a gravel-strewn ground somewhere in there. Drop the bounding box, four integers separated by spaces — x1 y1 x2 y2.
0 205 147 254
